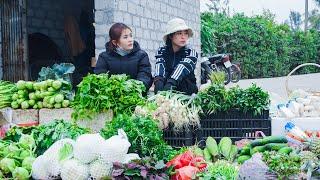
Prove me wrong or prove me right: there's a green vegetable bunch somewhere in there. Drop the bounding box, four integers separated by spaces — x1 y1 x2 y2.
263 151 301 179
0 80 17 109
72 73 146 120
100 114 174 161
4 120 89 156
199 160 239 180
0 135 36 179
196 136 238 163
196 83 270 115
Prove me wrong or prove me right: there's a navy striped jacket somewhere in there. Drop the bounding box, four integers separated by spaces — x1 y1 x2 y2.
154 45 198 95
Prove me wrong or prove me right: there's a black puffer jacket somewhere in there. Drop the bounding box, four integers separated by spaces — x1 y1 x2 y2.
94 41 153 91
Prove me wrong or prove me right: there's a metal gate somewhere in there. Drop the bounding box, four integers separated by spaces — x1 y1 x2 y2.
0 0 27 82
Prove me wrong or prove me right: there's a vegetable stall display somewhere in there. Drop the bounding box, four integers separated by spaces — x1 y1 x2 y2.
11 79 72 109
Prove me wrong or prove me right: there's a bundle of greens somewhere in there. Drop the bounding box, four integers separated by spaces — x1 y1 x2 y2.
0 135 36 179
71 74 146 120
135 91 201 131
4 120 89 156
112 157 169 179
0 80 17 109
263 151 301 179
196 83 270 115
100 114 173 161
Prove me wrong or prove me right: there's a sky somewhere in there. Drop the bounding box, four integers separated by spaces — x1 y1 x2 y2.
200 0 318 24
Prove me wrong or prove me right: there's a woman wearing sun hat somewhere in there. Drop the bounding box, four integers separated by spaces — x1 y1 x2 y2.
153 18 198 95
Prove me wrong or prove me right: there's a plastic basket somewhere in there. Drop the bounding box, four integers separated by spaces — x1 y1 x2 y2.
163 125 195 148
197 110 271 146
285 63 320 97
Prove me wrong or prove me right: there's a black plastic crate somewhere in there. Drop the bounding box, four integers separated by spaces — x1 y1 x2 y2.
203 109 269 120
197 112 271 146
163 125 195 148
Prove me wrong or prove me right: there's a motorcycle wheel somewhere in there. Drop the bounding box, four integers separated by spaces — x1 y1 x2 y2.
230 64 241 83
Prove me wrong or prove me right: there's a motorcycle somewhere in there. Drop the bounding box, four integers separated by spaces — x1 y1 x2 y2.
201 53 241 85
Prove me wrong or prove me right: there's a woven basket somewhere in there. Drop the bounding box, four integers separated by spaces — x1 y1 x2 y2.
285 63 320 97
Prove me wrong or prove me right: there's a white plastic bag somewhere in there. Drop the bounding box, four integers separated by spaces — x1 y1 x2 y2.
73 133 105 164
100 129 131 163
60 159 89 180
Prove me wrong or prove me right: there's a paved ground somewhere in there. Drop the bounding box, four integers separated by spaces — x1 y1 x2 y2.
226 73 320 100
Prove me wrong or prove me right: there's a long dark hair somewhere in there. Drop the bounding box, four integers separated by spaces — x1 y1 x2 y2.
108 23 131 52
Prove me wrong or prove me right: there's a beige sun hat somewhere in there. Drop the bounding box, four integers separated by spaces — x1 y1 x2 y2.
163 18 193 42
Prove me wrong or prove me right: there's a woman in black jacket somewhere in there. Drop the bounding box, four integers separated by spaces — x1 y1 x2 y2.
94 23 153 91
154 18 198 95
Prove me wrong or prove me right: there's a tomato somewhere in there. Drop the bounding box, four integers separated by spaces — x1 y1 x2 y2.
172 166 199 180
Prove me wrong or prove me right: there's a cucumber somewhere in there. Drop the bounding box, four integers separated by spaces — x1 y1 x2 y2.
203 148 212 161
263 136 288 144
278 147 293 154
206 136 219 157
264 143 288 151
250 139 265 147
237 155 251 164
251 145 266 155
240 146 251 155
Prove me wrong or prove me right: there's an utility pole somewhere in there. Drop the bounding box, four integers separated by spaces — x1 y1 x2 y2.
305 0 309 31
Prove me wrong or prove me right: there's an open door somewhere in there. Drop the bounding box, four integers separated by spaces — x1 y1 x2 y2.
0 0 28 82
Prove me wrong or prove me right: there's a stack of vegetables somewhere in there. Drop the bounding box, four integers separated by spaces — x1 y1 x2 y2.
0 134 36 179
31 130 138 180
134 91 201 131
0 80 17 109
71 74 146 120
237 135 290 164
196 83 270 116
11 79 72 109
4 120 90 156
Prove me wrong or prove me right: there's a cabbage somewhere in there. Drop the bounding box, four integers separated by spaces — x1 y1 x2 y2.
37 101 43 109
74 134 105 164
8 144 20 157
60 159 89 180
19 150 31 159
21 101 29 109
54 103 62 109
62 100 70 108
16 80 26 90
89 159 112 179
12 93 19 100
0 158 16 174
52 80 62 90
48 87 55 92
22 157 36 171
25 81 33 90
28 93 36 100
0 170 3 178
49 97 55 105
19 134 36 150
12 167 30 180
46 79 54 87
28 99 35 106
54 94 64 103
11 101 19 109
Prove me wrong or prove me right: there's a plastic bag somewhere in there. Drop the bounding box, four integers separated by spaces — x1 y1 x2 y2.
73 133 105 164
100 129 131 163
60 159 89 180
